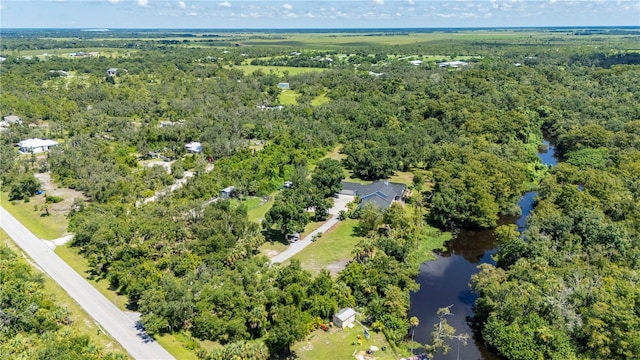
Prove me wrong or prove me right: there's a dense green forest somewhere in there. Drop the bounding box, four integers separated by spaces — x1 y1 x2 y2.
1 30 639 358
0 246 126 359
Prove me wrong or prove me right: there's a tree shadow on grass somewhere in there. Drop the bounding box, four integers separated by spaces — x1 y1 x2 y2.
262 228 287 244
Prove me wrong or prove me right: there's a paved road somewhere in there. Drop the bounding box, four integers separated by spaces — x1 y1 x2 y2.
270 194 354 264
0 206 174 360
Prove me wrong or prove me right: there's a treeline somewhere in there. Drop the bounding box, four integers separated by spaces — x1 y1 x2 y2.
0 246 125 360
472 64 640 358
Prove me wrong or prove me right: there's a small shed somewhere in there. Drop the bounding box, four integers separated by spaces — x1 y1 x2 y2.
277 82 290 89
185 141 203 153
107 68 118 76
333 308 356 329
220 186 235 199
4 115 23 125
283 181 293 189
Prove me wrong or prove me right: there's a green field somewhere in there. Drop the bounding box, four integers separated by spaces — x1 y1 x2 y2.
311 92 331 107
289 219 363 275
278 89 301 105
0 192 68 240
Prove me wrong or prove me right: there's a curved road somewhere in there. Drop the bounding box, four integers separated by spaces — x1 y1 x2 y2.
0 206 174 360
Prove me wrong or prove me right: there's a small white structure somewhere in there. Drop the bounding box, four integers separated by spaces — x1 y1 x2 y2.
277 82 290 89
438 60 469 68
107 68 118 76
409 60 422 66
185 141 203 153
333 308 356 329
18 138 59 153
220 186 235 199
3 115 22 125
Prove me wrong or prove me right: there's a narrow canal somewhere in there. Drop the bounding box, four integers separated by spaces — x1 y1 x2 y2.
409 140 558 359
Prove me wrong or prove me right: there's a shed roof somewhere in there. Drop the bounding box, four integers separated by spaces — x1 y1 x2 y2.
4 115 21 123
335 308 356 321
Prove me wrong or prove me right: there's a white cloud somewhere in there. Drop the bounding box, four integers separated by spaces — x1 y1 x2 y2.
373 0 384 5
187 11 197 16
108 0 121 4
408 0 415 5
283 3 293 10
219 1 231 7
178 0 186 9
138 0 150 8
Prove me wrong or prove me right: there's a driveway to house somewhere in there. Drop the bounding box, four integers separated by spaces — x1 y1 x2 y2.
139 163 214 206
0 206 175 360
270 194 354 264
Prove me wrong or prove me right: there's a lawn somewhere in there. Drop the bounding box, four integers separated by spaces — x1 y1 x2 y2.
1 230 130 359
292 321 402 360
235 194 275 223
278 89 301 105
289 219 363 275
0 191 68 240
311 92 331 107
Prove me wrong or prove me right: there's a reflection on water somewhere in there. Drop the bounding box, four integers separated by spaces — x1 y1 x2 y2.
408 141 558 359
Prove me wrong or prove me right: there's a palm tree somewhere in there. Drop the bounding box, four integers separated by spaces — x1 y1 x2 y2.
410 316 420 354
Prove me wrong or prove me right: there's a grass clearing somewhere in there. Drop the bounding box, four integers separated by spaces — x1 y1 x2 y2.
156 332 201 360
278 90 301 105
0 192 68 240
289 219 362 275
311 92 331 107
1 230 130 359
292 321 402 360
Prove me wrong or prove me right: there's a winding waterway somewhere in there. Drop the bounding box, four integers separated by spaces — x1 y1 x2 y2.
409 140 558 359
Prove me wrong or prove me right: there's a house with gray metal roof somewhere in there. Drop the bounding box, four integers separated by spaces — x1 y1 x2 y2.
340 180 406 209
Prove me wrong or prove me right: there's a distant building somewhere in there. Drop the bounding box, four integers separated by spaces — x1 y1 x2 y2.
333 308 356 329
220 186 235 199
409 60 422 66
438 60 469 68
17 138 59 153
283 181 293 189
107 68 118 76
3 115 22 125
277 82 290 89
340 180 406 209
0 57 6 62
185 141 203 153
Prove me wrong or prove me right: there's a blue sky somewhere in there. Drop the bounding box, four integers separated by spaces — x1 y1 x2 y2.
1 0 638 28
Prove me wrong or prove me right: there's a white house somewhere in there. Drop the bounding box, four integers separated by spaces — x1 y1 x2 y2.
107 68 118 76
333 308 356 329
185 141 203 153
438 61 469 68
17 138 59 153
409 60 422 66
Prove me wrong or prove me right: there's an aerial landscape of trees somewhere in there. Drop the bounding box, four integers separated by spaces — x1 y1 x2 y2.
1 28 639 359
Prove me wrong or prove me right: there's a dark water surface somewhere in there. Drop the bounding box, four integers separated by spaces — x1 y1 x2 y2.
408 140 557 359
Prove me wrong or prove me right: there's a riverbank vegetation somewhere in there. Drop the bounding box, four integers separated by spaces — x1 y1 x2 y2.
1 28 639 359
